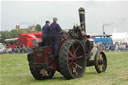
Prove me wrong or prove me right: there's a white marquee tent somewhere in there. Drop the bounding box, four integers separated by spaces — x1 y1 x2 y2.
112 32 128 43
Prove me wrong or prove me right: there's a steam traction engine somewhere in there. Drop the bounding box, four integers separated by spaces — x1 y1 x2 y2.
27 7 107 80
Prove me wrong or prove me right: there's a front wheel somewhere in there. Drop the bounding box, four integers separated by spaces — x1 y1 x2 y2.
94 51 107 73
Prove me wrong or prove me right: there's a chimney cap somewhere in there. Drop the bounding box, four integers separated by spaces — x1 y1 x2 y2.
79 7 85 11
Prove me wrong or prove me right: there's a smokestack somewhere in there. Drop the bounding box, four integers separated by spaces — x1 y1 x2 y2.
78 7 86 32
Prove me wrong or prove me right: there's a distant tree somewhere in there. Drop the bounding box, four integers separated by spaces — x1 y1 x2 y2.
27 30 35 33
0 29 24 43
11 29 24 38
35 24 42 32
0 26 43 43
0 31 11 43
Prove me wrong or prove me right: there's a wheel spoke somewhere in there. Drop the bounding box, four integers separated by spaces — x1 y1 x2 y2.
101 56 104 63
72 45 80 57
71 45 75 52
98 60 101 64
72 50 76 57
101 64 103 71
72 66 78 76
68 62 73 69
69 51 75 58
102 59 106 69
99 64 103 71
96 57 99 64
97 54 103 71
98 54 101 60
74 71 78 76
73 66 78 76
98 65 101 70
76 56 84 59
68 57 73 60
69 64 74 74
74 63 82 69
75 45 80 53
102 64 105 70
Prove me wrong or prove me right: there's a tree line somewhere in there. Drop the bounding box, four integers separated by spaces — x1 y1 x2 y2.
0 24 42 43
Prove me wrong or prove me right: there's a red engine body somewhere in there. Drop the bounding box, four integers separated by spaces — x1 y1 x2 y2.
33 46 56 70
31 32 70 71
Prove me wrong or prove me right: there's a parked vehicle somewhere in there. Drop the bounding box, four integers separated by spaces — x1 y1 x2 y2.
0 43 6 53
19 32 42 48
93 37 113 50
4 32 42 53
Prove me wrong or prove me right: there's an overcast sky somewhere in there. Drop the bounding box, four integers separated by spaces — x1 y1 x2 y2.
1 1 128 34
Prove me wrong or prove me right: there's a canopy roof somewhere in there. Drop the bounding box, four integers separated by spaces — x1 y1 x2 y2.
112 32 128 42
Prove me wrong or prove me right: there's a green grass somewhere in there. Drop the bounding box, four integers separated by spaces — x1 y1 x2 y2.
0 51 128 85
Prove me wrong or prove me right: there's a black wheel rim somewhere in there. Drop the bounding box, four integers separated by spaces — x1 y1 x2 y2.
95 52 107 73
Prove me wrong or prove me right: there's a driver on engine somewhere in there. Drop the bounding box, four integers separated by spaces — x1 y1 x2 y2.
50 17 62 56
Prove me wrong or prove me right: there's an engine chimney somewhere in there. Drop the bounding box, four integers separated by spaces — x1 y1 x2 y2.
78 7 86 32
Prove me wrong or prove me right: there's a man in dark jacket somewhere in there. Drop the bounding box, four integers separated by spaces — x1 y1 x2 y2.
42 21 50 46
50 17 62 55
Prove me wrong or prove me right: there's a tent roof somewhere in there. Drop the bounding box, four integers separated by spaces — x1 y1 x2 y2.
112 32 128 40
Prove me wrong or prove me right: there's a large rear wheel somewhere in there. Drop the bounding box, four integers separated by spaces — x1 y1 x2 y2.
59 40 86 79
27 53 55 80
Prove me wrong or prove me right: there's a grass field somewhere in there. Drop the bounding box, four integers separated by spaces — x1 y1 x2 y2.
0 51 128 85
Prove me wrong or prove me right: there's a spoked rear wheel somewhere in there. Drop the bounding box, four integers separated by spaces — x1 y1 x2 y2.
94 51 107 73
30 67 55 80
27 53 55 80
59 40 86 79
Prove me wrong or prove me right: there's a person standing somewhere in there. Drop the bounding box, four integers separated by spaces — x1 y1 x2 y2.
50 17 62 55
42 21 50 46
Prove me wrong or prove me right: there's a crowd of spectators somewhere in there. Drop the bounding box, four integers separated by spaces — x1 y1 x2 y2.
1 41 128 54
7 45 32 53
113 42 128 51
2 43 32 54
95 41 128 52
101 42 128 51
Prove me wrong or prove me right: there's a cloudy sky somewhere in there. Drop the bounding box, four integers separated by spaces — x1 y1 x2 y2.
1 1 128 34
